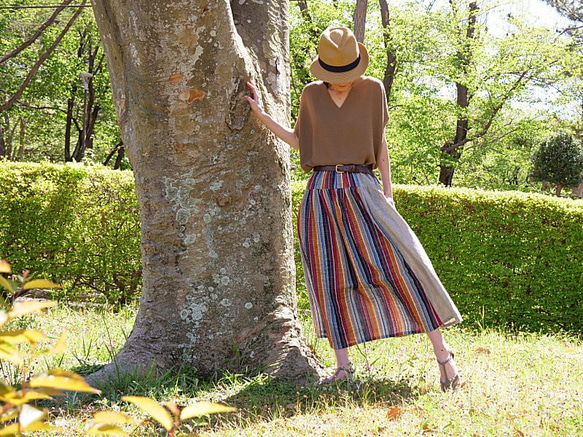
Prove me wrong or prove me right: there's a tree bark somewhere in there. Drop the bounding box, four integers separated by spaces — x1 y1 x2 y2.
64 98 74 162
439 1 478 186
17 117 26 160
89 0 322 384
378 0 397 100
0 124 5 158
353 0 368 43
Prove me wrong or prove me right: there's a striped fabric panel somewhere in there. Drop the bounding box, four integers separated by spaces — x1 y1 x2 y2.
298 171 443 349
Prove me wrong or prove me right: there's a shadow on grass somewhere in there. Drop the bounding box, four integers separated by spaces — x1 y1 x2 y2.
52 366 425 432
198 374 424 431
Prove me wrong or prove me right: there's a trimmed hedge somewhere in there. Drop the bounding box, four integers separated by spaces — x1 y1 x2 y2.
1 162 582 333
391 185 583 334
0 162 141 304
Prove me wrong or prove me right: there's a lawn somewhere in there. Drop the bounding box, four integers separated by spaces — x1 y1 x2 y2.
4 303 582 436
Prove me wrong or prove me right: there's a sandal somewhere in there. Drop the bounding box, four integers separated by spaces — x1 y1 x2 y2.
319 363 355 386
437 351 460 391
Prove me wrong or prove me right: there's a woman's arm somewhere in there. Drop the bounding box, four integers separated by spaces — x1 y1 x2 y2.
245 81 299 150
377 136 394 202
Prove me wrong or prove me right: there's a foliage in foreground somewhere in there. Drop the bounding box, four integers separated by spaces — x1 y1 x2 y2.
0 261 235 436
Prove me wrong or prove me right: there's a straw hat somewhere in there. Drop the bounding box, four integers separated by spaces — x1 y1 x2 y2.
310 27 369 83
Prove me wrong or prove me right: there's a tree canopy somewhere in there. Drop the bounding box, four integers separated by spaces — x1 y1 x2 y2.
2 0 583 193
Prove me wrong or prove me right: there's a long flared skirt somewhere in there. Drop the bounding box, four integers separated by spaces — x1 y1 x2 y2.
298 171 462 350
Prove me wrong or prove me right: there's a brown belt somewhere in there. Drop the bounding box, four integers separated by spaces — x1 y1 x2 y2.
312 164 374 175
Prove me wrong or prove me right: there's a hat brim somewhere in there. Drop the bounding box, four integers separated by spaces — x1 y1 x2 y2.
309 43 369 83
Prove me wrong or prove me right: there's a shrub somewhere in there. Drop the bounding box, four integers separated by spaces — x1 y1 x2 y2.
0 162 141 304
531 132 583 196
390 185 583 333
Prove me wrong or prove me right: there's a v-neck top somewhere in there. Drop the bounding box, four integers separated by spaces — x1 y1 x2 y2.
293 76 389 172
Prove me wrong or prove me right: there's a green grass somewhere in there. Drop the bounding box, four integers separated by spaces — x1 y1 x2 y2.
4 304 583 436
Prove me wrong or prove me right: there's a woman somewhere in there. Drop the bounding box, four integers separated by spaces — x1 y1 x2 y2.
245 27 462 390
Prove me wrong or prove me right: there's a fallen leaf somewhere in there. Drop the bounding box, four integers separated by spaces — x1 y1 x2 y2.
387 407 402 420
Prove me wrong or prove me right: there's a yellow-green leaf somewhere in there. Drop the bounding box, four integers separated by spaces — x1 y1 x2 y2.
0 277 13 293
0 343 24 365
33 387 65 397
0 421 58 435
0 409 17 423
85 423 130 436
21 421 58 433
122 396 174 431
22 279 62 291
92 411 134 425
43 331 67 354
9 300 56 318
0 423 19 436
180 401 237 420
0 389 53 406
0 261 10 274
0 329 46 345
29 370 101 394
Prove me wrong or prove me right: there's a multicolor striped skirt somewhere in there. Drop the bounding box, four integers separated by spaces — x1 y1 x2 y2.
298 171 462 350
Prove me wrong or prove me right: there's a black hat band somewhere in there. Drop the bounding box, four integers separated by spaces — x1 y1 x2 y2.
318 55 361 73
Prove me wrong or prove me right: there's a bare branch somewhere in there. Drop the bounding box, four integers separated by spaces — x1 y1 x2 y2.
0 0 74 64
0 0 86 113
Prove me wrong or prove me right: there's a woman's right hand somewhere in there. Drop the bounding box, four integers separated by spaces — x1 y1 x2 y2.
245 81 264 116
243 80 299 149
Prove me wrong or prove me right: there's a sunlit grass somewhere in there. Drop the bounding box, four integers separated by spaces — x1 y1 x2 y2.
9 304 583 436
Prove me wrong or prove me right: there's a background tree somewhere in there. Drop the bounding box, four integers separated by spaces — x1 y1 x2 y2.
530 132 583 196
438 1 479 186
89 0 321 383
376 1 578 187
544 0 582 23
353 0 368 42
0 0 84 114
0 0 121 166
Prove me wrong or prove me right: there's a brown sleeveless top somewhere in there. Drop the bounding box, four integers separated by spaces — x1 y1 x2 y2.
293 76 389 172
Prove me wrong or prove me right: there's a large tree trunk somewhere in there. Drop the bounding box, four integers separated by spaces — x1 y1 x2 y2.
89 0 321 384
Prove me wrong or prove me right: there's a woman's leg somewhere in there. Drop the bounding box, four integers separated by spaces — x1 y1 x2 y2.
427 328 459 387
320 347 353 384
334 347 351 370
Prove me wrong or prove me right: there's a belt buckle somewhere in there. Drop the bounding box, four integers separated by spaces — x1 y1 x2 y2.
335 164 345 174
